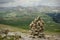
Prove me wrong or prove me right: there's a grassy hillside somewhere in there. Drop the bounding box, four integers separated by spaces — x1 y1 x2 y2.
0 11 60 33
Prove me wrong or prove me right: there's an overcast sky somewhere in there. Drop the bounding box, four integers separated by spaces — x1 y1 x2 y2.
0 0 60 7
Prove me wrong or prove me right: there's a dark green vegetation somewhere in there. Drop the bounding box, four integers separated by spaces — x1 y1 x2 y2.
0 10 60 33
46 12 60 23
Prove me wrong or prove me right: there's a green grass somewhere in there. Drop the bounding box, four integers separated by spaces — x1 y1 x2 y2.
0 11 60 33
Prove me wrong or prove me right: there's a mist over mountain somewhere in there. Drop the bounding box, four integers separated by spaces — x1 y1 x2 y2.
0 0 60 33
0 5 60 12
0 5 60 24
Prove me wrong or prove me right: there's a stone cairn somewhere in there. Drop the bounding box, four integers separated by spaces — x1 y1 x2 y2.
29 16 45 38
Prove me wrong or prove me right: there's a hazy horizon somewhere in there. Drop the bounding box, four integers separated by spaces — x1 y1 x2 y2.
0 0 60 7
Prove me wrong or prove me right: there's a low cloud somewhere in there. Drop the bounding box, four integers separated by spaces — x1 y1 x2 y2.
0 0 60 7
0 0 14 3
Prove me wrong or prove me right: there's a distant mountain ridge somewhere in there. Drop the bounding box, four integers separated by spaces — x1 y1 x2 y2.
0 5 60 12
0 5 60 23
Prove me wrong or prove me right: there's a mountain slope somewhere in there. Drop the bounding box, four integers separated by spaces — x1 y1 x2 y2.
0 11 60 32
